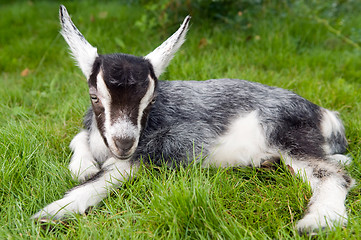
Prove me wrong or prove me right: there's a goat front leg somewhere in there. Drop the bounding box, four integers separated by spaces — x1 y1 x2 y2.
286 157 354 234
32 158 137 220
68 130 100 182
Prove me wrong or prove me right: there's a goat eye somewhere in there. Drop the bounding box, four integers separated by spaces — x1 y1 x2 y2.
150 99 156 105
90 94 99 103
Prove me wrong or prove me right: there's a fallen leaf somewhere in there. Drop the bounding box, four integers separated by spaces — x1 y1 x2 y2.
21 68 30 77
198 38 208 49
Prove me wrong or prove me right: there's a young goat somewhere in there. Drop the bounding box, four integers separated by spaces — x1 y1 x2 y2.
32 5 354 234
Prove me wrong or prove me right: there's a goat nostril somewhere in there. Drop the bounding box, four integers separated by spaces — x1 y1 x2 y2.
114 138 135 153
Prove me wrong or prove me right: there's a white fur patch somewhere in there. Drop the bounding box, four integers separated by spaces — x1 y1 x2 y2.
88 115 110 164
320 109 345 155
59 6 98 79
205 111 277 167
296 177 348 232
96 70 112 102
282 155 350 232
69 130 100 182
145 16 190 78
327 154 352 165
321 110 343 137
96 70 119 156
137 75 155 130
32 159 137 220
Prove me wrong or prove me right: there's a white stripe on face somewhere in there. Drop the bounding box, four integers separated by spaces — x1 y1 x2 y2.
137 74 155 130
95 70 116 152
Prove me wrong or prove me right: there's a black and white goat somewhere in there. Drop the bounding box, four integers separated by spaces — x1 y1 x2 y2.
33 5 354 234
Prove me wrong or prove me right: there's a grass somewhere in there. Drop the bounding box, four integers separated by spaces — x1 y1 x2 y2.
0 0 361 239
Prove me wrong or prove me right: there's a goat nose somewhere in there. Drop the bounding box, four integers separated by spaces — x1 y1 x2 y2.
114 138 135 153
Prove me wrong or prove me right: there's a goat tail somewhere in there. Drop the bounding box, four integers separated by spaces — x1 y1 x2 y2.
321 109 348 157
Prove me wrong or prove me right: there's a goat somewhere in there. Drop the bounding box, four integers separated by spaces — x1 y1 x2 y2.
32 5 354 234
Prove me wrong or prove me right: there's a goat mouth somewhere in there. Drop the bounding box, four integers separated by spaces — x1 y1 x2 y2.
109 146 134 160
113 152 133 160
118 155 132 160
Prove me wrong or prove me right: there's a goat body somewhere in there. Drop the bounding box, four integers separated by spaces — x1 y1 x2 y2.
32 5 354 234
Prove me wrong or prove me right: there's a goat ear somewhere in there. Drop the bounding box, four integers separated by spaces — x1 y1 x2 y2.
145 16 191 78
59 5 98 79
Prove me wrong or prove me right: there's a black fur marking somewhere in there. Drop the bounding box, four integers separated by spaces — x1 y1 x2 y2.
313 168 331 179
59 6 65 23
59 5 87 42
88 57 102 88
90 96 107 146
176 16 191 42
83 108 108 150
342 174 353 189
327 131 348 155
101 54 151 87
76 169 105 187
83 108 93 131
265 97 325 159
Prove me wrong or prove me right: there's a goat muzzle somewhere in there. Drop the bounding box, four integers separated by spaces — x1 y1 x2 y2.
113 137 136 159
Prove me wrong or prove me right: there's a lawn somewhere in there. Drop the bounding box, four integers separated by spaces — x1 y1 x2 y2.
1 0 361 239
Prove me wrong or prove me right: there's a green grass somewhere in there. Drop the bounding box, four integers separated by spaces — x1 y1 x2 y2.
1 0 361 239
